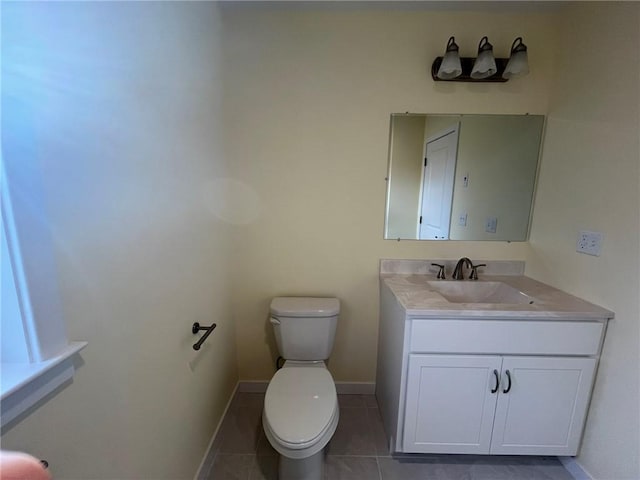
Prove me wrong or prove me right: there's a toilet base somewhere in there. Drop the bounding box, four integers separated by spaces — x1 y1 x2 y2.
278 449 324 480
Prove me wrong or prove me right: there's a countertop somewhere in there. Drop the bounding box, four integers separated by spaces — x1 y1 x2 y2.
381 273 614 321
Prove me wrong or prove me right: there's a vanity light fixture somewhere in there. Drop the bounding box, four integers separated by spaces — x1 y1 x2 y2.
502 37 529 79
435 36 462 80
431 36 530 83
470 36 497 79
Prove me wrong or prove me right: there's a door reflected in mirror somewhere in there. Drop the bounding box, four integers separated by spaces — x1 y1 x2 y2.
384 114 544 241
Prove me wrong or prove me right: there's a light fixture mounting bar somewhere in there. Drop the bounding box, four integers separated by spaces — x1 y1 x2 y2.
432 57 510 82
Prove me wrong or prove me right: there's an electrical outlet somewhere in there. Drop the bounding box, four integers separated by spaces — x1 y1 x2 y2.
485 216 497 233
576 230 603 256
458 213 467 226
462 173 469 188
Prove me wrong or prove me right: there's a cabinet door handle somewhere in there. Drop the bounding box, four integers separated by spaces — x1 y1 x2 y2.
503 369 512 394
491 369 500 393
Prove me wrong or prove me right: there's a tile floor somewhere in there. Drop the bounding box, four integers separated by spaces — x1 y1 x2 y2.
200 392 575 480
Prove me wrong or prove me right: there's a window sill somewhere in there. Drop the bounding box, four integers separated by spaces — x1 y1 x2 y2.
1 342 87 427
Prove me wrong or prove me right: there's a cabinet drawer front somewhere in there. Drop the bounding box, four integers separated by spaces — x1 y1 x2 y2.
410 320 603 355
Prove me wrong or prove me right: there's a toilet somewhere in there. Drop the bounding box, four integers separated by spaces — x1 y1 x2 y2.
262 297 340 480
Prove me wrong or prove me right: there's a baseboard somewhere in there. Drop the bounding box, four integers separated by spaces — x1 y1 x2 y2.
335 382 376 395
193 382 239 480
238 380 375 395
238 380 268 392
238 380 376 395
558 457 594 480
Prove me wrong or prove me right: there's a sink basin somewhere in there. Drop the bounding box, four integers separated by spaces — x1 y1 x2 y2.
427 281 535 305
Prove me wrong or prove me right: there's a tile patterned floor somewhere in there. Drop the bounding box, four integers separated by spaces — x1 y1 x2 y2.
200 392 575 480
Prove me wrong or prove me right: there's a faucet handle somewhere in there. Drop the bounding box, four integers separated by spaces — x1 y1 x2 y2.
431 263 446 279
469 263 487 280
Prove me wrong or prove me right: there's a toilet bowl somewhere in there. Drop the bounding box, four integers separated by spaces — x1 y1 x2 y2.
263 297 340 480
263 362 339 480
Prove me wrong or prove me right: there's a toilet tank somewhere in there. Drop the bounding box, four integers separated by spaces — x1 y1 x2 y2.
270 297 340 361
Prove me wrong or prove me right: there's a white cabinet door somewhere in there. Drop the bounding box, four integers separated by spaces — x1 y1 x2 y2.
490 356 597 455
403 354 502 454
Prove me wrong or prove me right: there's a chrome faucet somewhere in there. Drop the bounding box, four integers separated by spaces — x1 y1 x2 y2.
452 257 472 280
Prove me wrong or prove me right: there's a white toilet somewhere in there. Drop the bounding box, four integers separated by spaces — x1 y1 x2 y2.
262 297 340 480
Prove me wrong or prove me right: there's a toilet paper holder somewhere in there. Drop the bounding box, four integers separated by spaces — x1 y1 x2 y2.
192 322 217 351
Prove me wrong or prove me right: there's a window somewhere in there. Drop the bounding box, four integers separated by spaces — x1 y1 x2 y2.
1 156 86 427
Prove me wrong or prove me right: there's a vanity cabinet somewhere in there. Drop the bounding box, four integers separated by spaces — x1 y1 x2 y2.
375 278 610 457
403 354 596 455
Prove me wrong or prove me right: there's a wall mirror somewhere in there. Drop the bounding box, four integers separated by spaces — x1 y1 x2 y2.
384 113 544 241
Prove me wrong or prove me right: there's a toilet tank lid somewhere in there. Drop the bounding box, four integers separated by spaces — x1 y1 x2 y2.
270 297 340 317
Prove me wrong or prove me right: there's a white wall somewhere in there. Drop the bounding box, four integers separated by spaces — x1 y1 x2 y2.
450 115 543 241
1 3 237 479
219 5 558 382
526 3 639 479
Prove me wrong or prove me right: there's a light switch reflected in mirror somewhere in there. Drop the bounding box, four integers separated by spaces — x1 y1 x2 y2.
384 114 545 241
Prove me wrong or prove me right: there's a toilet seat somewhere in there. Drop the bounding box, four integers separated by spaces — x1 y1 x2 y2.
263 364 339 459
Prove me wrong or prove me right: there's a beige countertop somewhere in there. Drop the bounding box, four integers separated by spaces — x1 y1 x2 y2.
381 273 614 321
